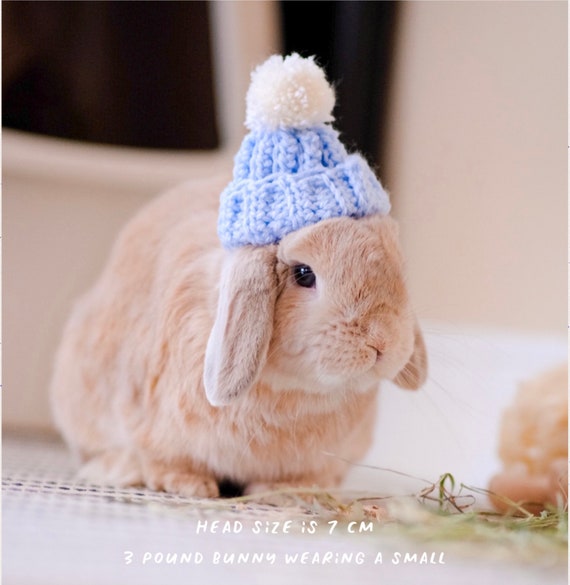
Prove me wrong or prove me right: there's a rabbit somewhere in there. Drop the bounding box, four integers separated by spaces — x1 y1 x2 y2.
49 174 427 498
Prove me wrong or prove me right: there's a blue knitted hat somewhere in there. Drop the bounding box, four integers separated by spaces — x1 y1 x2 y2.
218 54 391 249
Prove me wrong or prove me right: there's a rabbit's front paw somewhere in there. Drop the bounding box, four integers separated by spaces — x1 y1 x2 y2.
142 459 219 498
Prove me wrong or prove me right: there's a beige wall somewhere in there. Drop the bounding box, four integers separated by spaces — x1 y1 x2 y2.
384 1 567 335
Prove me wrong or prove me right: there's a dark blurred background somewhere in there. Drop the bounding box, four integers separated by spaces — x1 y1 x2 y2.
3 0 398 164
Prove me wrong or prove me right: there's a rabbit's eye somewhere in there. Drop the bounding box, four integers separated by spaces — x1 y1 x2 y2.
293 264 316 288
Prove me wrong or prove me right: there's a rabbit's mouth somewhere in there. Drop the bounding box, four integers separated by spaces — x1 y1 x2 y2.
264 327 413 394
316 339 413 385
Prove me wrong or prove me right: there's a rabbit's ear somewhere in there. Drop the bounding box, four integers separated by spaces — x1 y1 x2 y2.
393 321 428 390
204 246 278 406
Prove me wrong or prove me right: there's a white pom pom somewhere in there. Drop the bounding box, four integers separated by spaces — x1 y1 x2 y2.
245 53 335 131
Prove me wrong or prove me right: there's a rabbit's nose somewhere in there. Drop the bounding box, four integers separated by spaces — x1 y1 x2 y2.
366 344 384 363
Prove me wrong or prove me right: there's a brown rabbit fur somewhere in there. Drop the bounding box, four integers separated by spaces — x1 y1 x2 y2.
50 175 427 497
